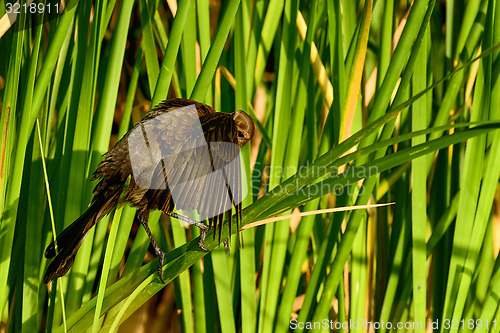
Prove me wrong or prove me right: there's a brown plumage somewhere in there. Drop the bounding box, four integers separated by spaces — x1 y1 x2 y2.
43 98 255 284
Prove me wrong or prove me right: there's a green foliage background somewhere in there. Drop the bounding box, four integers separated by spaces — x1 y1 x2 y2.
1 0 500 332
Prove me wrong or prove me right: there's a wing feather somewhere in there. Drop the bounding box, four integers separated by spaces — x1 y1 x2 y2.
128 107 244 245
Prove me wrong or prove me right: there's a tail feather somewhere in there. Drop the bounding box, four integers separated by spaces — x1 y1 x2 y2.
45 204 98 259
43 200 102 284
43 236 89 284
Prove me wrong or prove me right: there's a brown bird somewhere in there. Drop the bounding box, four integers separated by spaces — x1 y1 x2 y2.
43 98 255 284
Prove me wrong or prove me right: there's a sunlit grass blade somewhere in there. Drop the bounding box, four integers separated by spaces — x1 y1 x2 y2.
410 26 428 333
151 0 192 105
0 9 27 311
190 0 241 101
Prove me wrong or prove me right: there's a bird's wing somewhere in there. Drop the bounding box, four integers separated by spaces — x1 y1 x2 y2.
126 103 205 192
199 114 243 241
145 112 244 242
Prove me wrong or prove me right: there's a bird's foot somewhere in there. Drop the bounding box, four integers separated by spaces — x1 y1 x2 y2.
198 227 229 256
164 211 230 255
223 240 230 257
156 249 166 284
198 226 212 252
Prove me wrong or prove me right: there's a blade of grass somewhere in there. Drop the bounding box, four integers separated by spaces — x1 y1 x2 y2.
171 221 194 333
339 0 372 142
410 26 428 333
252 0 284 92
0 7 28 313
180 0 196 96
234 4 256 333
257 0 298 331
21 17 45 331
92 196 122 333
211 248 236 333
190 0 241 101
139 0 159 93
151 0 192 105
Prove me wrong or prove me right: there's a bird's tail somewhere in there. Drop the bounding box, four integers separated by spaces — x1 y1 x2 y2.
43 197 105 284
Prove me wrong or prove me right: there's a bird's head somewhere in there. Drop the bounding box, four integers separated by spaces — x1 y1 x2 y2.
233 110 255 147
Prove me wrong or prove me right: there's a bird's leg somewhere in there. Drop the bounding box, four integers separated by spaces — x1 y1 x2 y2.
137 211 165 283
165 211 230 256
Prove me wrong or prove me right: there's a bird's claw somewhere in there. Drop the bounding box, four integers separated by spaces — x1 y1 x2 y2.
223 240 230 257
156 249 166 283
198 228 230 257
199 228 212 252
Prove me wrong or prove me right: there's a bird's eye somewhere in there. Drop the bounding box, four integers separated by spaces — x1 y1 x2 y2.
238 130 245 139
